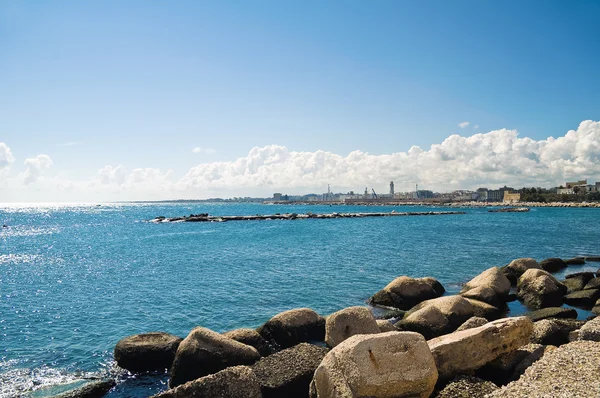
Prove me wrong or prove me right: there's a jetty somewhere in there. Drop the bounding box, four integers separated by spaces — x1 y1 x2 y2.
149 210 466 223
488 207 530 213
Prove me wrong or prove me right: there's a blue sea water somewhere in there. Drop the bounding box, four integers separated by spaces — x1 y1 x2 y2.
1 203 599 397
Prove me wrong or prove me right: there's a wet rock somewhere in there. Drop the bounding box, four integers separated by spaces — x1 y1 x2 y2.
476 343 545 386
397 296 474 339
455 316 488 332
252 343 328 398
325 306 380 347
114 332 182 372
564 257 586 265
433 376 498 398
223 328 274 357
525 307 577 322
152 366 262 398
539 258 567 273
584 277 600 290
376 319 396 332
561 272 594 293
310 331 438 398
169 327 260 388
372 306 405 320
530 318 585 346
577 316 600 341
428 317 533 380
486 341 600 397
517 269 566 309
368 276 444 310
257 308 325 349
502 258 541 285
563 288 600 307
52 379 116 398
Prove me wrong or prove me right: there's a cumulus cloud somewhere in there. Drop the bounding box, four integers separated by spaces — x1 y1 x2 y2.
0 143 15 169
23 154 53 185
458 121 470 128
178 120 600 194
192 147 216 154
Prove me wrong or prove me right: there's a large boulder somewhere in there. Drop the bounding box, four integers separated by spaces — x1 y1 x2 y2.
502 258 541 284
525 307 577 322
486 341 600 397
376 319 396 332
475 343 546 386
460 266 511 298
396 296 474 339
583 277 600 290
252 343 328 398
152 366 262 398
561 271 594 293
52 380 116 398
464 298 504 320
517 269 566 309
455 316 488 332
576 316 600 341
433 376 498 398
169 327 260 388
368 276 444 310
460 286 500 307
427 316 533 380
310 331 438 398
563 288 600 307
530 318 585 346
114 332 182 372
539 258 567 273
257 308 325 349
325 306 380 347
223 328 274 357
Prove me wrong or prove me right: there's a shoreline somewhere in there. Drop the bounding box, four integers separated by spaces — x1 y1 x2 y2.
264 200 600 208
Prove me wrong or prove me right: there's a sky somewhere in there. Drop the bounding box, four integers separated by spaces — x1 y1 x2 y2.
1 0 600 201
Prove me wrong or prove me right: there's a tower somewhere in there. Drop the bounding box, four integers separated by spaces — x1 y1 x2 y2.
390 181 395 197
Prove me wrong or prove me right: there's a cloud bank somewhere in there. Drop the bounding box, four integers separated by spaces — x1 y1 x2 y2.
1 120 600 201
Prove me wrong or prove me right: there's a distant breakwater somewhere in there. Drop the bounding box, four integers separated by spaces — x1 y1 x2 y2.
149 210 466 223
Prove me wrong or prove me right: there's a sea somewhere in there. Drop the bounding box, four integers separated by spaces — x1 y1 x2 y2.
1 202 599 397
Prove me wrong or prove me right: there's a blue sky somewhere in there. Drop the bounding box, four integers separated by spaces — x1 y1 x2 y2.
1 1 600 201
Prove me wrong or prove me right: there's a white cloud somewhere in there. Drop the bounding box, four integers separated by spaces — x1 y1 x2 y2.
192 146 216 155
0 143 15 169
23 154 53 185
458 122 470 128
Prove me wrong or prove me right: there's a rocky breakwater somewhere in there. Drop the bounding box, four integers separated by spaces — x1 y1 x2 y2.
106 254 600 397
149 210 466 223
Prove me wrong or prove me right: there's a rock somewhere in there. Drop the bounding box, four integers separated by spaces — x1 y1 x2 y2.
310 331 438 398
502 258 541 285
525 307 578 322
564 257 585 265
486 341 600 397
577 316 600 341
530 318 585 346
368 276 444 310
428 316 534 380
455 316 488 332
564 288 600 307
539 258 567 273
432 376 498 398
257 308 325 349
252 343 328 398
584 277 600 290
565 271 595 281
517 269 566 309
464 298 504 320
397 296 474 339
114 332 183 372
475 343 545 386
169 327 260 388
376 319 396 332
460 286 500 306
325 306 380 347
508 345 555 382
52 380 116 398
561 277 588 293
460 266 511 298
372 306 405 320
152 366 262 398
223 328 274 357
585 256 600 262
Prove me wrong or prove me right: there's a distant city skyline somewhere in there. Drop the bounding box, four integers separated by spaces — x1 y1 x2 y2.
1 1 600 202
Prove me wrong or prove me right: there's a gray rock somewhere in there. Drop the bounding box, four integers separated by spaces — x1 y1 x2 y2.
223 328 274 357
486 341 600 397
114 332 182 372
257 308 325 349
152 366 262 398
539 258 567 273
252 343 328 398
433 376 498 398
577 316 600 341
517 269 565 309
455 316 488 332
525 307 577 322
508 345 555 382
51 380 116 398
368 276 444 310
531 318 585 346
169 327 260 388
563 288 600 307
397 296 474 339
325 306 380 347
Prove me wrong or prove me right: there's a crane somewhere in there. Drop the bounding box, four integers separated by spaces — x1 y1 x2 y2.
372 189 378 199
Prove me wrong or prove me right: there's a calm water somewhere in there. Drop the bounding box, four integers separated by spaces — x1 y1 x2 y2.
1 203 599 397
